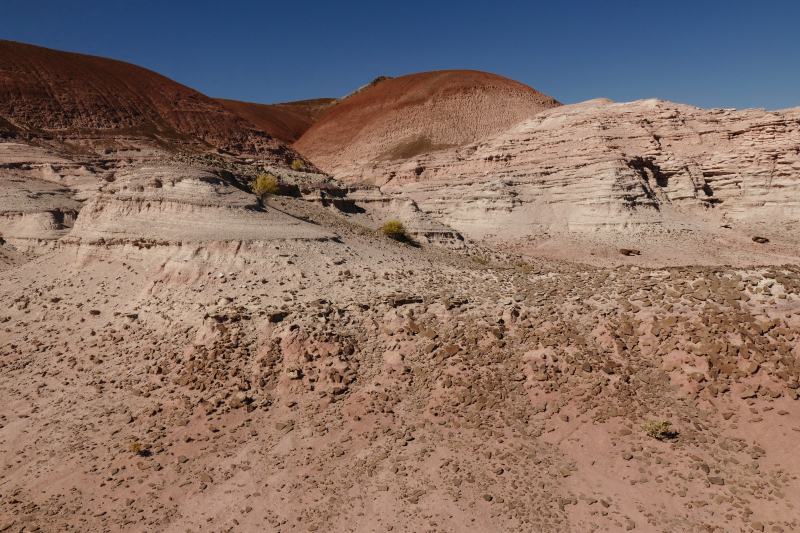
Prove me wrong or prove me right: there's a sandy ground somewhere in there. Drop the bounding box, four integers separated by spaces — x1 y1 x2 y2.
1 190 799 533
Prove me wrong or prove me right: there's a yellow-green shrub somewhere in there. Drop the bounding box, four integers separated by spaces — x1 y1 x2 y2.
251 173 279 199
640 419 673 440
381 220 410 242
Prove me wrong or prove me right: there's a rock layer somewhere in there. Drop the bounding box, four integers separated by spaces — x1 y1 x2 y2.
67 165 335 244
0 144 85 253
364 99 800 231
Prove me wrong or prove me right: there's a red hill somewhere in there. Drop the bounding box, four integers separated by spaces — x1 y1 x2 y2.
0 39 302 164
214 98 335 145
294 70 561 178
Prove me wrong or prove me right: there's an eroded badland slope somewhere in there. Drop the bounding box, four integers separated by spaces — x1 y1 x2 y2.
311 96 800 268
1 156 799 533
0 58 799 533
214 99 337 145
0 40 306 165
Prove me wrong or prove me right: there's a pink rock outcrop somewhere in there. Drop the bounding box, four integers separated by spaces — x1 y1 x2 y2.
344 98 800 245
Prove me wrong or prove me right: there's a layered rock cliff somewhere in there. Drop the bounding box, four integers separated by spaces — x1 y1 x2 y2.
355 98 800 241
66 165 335 245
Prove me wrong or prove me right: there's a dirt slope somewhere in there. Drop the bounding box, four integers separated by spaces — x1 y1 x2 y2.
294 70 561 178
1 184 800 532
214 98 336 145
0 39 304 164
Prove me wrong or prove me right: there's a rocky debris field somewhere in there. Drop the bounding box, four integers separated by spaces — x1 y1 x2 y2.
0 184 799 533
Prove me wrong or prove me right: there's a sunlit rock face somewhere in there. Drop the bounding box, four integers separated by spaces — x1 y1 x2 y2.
339 98 800 237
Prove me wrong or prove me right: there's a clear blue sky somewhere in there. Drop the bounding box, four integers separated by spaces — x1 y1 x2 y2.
2 0 799 110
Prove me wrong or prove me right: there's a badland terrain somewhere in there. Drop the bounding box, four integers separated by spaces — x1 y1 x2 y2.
1 39 800 533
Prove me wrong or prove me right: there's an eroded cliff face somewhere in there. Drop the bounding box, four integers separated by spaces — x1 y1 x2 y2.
346 99 799 242
66 165 337 245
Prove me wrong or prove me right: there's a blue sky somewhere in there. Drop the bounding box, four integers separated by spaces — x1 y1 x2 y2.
2 0 799 110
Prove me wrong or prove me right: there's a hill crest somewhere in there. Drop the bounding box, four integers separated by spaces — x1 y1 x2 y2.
294 69 561 176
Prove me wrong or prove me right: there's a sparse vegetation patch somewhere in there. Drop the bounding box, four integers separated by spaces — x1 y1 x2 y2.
640 419 675 440
128 441 143 455
381 220 411 242
251 172 279 199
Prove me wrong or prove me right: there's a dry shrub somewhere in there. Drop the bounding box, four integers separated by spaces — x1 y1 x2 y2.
640 419 674 440
251 173 279 199
381 220 411 242
129 441 143 455
513 260 534 271
291 159 304 171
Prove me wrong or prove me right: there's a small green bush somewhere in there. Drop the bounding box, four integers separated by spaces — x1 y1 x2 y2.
640 419 673 440
381 220 410 242
251 173 279 199
291 159 304 171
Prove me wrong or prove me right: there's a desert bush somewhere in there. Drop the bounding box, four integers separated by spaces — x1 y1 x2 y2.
129 441 143 455
512 260 534 271
471 255 490 265
251 173 279 199
640 419 674 440
381 220 411 242
291 159 304 171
